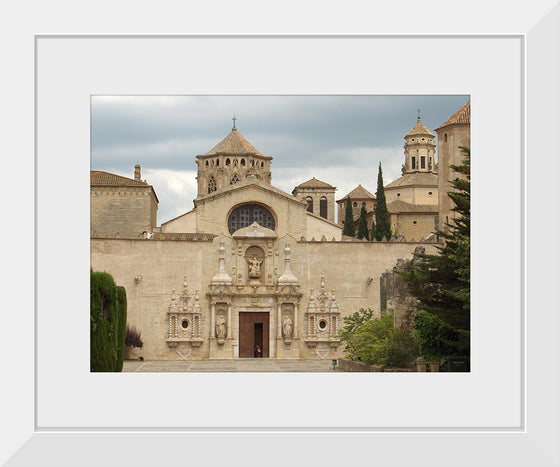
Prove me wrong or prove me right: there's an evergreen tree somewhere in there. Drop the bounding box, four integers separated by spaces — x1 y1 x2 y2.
342 197 355 237
357 206 369 240
370 216 376 241
398 147 470 334
374 162 391 241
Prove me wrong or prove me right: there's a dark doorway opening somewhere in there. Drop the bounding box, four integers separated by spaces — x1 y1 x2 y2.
239 312 269 358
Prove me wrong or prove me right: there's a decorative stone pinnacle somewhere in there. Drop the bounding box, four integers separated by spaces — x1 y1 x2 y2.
278 243 298 285
320 276 326 291
417 108 421 121
212 242 233 285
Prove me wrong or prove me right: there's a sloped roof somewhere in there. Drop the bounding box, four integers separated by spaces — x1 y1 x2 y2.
91 171 148 187
293 177 335 190
435 100 471 130
384 172 438 189
199 128 270 158
387 199 438 213
406 116 435 138
337 184 376 202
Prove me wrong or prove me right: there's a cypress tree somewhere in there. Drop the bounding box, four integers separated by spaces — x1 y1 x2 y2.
342 197 355 237
374 162 391 241
370 216 376 241
357 205 369 240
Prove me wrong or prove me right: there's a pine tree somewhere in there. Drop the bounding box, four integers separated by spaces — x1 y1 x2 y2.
342 197 356 237
374 162 391 241
398 147 470 333
357 206 369 240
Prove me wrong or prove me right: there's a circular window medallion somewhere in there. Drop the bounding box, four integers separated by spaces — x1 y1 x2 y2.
181 320 189 329
318 319 328 330
227 204 275 234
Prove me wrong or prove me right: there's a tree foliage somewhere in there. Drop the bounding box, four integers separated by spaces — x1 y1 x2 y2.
374 162 391 241
413 311 458 360
90 270 127 372
125 325 144 348
339 309 419 368
342 197 355 237
356 205 369 240
398 147 471 335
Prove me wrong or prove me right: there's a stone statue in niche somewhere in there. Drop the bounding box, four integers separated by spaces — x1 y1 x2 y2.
283 315 293 338
247 256 262 279
216 315 227 339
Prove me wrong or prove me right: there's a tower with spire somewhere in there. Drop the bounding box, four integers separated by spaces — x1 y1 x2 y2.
402 110 437 175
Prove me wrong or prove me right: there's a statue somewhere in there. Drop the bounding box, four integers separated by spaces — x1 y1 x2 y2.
216 316 227 338
248 256 262 279
283 315 293 338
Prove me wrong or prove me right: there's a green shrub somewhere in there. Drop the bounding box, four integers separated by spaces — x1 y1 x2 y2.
90 270 127 372
413 310 457 360
339 309 419 368
114 286 127 372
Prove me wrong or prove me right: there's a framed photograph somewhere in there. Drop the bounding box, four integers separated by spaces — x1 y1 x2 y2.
3 2 559 465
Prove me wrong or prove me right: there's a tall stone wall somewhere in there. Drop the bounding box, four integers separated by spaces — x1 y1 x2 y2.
91 187 157 238
90 238 440 360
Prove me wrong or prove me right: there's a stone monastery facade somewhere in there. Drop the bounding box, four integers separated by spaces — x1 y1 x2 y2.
90 102 470 361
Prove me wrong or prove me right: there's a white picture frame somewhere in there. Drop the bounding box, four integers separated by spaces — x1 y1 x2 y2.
2 1 559 465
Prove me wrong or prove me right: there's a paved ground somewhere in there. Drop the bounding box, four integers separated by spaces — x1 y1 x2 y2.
123 359 335 372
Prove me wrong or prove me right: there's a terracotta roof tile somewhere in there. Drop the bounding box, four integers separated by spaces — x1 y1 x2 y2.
200 128 269 158
435 101 471 130
294 177 335 190
384 172 438 189
387 199 438 213
91 171 148 186
337 184 376 202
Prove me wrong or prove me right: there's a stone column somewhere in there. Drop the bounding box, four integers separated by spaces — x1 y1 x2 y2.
269 312 275 357
294 303 299 338
211 303 216 337
227 303 232 338
277 302 282 338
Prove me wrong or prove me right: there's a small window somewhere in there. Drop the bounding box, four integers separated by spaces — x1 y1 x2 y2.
226 158 231 166
216 159 219 166
411 138 415 142
205 160 209 167
397 193 401 197
421 138 425 141
181 320 189 329
261 161 264 168
428 191 433 195
306 197 313 213
241 159 246 166
411 157 416 169
353 202 357 208
412 220 417 225
361 202 366 207
208 177 217 193
421 157 426 169
318 319 328 330
444 133 448 143
320 197 328 219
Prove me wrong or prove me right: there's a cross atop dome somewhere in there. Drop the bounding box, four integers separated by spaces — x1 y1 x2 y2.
232 114 237 130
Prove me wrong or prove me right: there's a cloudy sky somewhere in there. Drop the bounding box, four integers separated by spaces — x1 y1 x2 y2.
91 95 469 224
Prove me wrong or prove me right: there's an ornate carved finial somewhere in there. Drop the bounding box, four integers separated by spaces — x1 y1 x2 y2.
212 242 233 285
171 288 176 303
417 108 421 121
278 244 298 285
320 276 326 291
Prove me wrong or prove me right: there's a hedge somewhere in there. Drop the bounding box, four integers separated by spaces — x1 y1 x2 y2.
90 270 127 372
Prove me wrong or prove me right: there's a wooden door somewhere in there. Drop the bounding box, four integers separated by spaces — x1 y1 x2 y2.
238 312 269 358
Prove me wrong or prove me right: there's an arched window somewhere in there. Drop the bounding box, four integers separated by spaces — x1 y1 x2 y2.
353 202 357 208
261 161 264 168
241 159 246 166
320 197 328 219
227 204 275 234
205 160 209 167
305 197 313 213
226 158 231 166
216 159 219 166
230 174 240 185
361 202 366 207
444 133 448 143
208 177 217 193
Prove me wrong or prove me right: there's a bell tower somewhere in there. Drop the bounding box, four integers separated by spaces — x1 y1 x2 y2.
402 111 437 175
